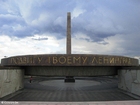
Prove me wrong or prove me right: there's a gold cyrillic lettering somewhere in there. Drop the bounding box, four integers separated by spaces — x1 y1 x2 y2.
59 56 66 64
11 58 17 64
53 57 58 64
110 57 114 64
92 57 98 63
73 57 81 63
98 57 102 64
19 57 23 63
22 57 27 63
38 57 42 63
123 58 127 64
82 57 87 64
115 57 120 63
67 56 72 64
103 57 109 63
128 58 131 64
29 57 33 64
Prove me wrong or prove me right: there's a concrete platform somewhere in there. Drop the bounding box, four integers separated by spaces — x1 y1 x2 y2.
0 76 140 104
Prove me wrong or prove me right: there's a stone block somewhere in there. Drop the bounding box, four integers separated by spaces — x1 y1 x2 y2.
137 70 140 83
132 83 140 96
0 67 24 98
131 70 137 81
118 69 140 96
118 75 126 90
0 70 4 97
118 70 132 92
124 70 133 91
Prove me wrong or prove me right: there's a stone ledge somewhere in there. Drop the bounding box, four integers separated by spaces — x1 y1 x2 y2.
121 66 140 70
0 66 21 69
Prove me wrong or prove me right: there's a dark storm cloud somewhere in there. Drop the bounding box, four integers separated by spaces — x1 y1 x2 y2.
1 0 139 39
0 0 140 56
32 37 48 41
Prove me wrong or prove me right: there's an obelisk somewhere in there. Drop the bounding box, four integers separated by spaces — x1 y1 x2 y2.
65 12 75 82
66 12 71 54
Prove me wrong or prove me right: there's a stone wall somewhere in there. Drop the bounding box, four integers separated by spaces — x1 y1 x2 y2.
25 66 118 76
0 67 24 98
118 67 140 96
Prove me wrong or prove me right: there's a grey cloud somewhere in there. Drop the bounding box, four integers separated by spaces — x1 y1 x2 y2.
32 37 48 41
0 0 139 39
0 0 77 38
0 14 25 25
119 33 140 56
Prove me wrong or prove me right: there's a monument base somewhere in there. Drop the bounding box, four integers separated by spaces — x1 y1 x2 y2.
118 68 140 96
64 76 75 82
0 67 24 98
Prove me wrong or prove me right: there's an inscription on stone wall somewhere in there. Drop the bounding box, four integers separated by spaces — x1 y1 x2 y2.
6 55 136 66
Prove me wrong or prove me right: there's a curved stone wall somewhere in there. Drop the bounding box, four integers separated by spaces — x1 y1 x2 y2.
1 54 138 66
25 66 118 76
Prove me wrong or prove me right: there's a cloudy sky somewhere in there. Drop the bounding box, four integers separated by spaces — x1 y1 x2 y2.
0 0 140 60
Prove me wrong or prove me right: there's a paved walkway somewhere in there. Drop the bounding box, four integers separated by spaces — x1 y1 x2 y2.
1 76 140 105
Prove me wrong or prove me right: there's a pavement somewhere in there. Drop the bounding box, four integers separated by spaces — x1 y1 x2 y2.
1 76 140 105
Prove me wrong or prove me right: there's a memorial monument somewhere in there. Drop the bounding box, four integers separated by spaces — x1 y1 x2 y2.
1 12 140 101
1 12 139 82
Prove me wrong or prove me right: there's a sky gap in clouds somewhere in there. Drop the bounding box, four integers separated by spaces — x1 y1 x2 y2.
0 0 140 59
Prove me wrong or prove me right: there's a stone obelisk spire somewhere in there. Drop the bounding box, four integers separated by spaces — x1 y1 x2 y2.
67 12 71 54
